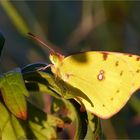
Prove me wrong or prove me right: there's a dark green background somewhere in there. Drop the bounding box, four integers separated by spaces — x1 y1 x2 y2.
0 1 140 139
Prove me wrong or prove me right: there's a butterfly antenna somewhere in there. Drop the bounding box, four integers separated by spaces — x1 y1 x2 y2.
28 32 55 53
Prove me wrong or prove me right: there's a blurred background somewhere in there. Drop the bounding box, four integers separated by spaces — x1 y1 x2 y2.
0 1 140 139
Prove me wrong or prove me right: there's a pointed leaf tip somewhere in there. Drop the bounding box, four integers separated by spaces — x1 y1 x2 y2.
17 110 27 120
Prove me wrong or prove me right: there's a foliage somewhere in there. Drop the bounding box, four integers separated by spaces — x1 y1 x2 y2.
0 33 100 139
1 1 140 139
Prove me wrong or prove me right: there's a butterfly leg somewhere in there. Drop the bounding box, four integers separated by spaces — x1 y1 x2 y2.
37 64 53 71
61 73 74 82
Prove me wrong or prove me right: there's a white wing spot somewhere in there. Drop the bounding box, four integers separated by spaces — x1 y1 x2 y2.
98 74 103 80
97 70 105 81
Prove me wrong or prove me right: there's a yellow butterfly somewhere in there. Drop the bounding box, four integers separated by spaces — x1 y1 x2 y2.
29 33 140 119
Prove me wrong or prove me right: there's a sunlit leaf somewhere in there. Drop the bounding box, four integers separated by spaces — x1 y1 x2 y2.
0 101 27 140
68 99 88 139
23 71 61 99
26 102 64 140
51 98 89 139
0 68 29 120
84 111 100 139
23 70 93 106
0 101 64 140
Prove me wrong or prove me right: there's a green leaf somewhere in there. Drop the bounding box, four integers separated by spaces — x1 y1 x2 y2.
0 101 19 140
67 99 88 139
51 98 89 139
84 111 100 140
23 71 93 107
23 71 61 99
27 102 64 139
51 98 100 139
0 68 29 120
0 101 64 140
0 32 5 56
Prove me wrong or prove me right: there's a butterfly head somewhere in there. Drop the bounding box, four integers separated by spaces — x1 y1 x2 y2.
49 52 64 75
28 33 65 75
49 51 64 65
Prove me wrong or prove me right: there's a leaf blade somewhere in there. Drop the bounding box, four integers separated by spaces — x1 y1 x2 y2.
0 68 29 120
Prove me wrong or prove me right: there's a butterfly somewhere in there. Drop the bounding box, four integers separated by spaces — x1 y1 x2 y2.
28 33 140 119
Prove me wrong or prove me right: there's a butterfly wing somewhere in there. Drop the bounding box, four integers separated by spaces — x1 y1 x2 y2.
110 52 140 92
58 52 134 119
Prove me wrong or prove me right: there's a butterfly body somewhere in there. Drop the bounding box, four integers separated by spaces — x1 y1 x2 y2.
28 33 140 119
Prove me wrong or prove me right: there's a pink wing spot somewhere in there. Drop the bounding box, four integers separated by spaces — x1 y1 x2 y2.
97 70 105 81
124 53 133 57
128 54 132 57
136 57 140 61
101 52 108 61
98 74 103 80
